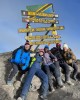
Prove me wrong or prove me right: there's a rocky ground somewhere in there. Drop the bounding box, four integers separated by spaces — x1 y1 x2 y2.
0 52 80 100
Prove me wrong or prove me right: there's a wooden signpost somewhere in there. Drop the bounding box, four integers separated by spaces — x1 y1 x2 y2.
18 4 64 49
29 40 61 45
18 26 64 33
25 35 61 40
22 17 59 24
21 10 58 18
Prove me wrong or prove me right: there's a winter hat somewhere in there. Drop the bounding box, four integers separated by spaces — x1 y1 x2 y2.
56 43 61 48
25 42 30 45
25 41 32 47
63 43 69 49
39 49 44 53
44 45 49 49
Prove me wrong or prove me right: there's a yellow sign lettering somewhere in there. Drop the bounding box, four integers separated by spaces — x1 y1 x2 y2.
29 40 61 45
21 10 58 18
18 26 64 33
22 18 59 24
25 35 61 40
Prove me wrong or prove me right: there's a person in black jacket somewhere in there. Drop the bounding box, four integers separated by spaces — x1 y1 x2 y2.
51 43 74 85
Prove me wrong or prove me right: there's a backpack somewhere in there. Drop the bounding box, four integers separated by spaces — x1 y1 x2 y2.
11 46 24 59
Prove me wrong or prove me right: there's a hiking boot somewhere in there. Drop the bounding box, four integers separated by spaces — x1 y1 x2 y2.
17 96 25 100
57 77 63 87
50 86 55 92
73 75 78 81
40 95 48 100
17 97 23 100
66 81 74 85
51 88 55 92
59 85 65 88
48 88 55 94
60 85 65 90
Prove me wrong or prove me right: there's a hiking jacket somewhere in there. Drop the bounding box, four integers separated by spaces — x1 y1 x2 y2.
63 48 76 64
51 47 64 62
31 53 43 69
43 51 56 66
11 47 30 70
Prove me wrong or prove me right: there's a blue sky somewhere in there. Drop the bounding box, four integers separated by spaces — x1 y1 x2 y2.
0 0 80 59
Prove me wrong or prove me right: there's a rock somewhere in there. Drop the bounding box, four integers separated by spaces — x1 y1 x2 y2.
14 81 21 90
0 52 41 100
27 91 39 100
2 85 14 99
30 76 41 92
0 52 80 100
0 86 12 100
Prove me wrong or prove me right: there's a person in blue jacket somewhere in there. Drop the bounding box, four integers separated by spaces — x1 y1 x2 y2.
17 49 48 100
7 42 31 85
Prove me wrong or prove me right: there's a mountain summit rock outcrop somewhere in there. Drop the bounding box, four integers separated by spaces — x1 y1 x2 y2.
0 52 80 100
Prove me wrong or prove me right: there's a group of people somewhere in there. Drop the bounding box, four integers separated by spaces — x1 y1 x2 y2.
6 42 78 100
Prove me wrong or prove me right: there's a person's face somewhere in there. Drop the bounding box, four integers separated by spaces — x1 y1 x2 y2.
25 44 30 50
63 47 68 52
39 51 44 56
44 48 49 52
57 45 61 49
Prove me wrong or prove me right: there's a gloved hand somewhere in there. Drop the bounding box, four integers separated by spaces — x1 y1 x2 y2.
19 63 25 67
67 53 72 59
21 65 26 70
53 58 58 62
54 58 58 62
